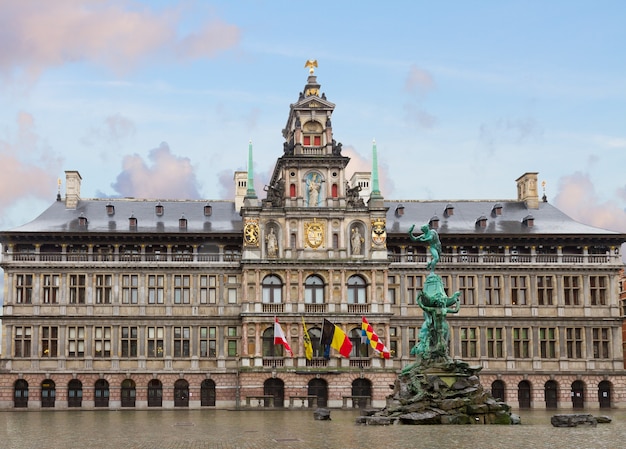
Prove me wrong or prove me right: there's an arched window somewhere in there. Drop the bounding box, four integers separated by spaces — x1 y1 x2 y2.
174 379 189 407
94 379 109 407
571 380 585 409
41 379 55 408
305 275 325 304
347 275 367 304
14 379 28 408
121 379 136 407
262 275 283 303
148 379 163 407
201 379 216 406
68 379 82 408
262 327 283 357
349 328 369 358
598 380 611 409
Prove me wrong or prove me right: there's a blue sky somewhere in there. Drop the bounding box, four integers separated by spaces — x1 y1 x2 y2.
1 0 625 236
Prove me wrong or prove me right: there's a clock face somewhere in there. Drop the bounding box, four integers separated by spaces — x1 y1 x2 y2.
244 223 259 245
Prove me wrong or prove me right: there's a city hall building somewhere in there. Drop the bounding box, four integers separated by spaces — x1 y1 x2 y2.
1 69 625 410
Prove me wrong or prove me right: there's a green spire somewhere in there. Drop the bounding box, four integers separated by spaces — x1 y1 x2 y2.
246 140 257 198
370 139 382 198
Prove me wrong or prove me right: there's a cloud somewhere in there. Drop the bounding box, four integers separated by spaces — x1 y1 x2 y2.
343 145 394 197
478 116 543 155
403 65 437 129
0 112 62 217
82 113 136 147
110 142 202 199
553 172 626 233
0 0 240 83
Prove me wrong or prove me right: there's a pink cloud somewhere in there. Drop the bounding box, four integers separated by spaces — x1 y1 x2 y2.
110 142 202 199
405 65 436 96
553 172 626 233
343 145 394 197
0 112 62 211
0 0 240 82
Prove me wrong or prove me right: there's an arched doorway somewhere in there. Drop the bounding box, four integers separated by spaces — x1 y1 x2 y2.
571 380 585 409
94 379 109 407
517 380 531 409
41 379 56 408
201 379 216 406
307 378 328 407
68 379 82 408
148 379 163 407
14 379 28 408
491 380 505 402
598 380 611 409
351 378 372 408
544 380 558 409
121 379 136 407
264 378 284 407
174 379 189 407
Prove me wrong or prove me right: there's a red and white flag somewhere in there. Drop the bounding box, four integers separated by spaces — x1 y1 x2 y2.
274 317 293 356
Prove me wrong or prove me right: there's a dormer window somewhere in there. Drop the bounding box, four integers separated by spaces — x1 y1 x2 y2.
476 215 487 228
78 213 88 228
179 215 188 230
492 203 503 216
129 214 137 229
106 203 115 216
444 204 454 217
395 204 405 217
522 215 535 227
429 215 440 229
204 203 212 216
155 202 164 216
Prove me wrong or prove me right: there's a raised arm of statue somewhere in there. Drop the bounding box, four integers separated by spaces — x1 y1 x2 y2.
409 224 442 272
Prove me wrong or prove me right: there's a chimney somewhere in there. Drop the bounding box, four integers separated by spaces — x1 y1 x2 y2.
515 172 539 209
65 170 82 209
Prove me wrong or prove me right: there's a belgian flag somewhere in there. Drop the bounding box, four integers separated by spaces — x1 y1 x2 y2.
320 319 352 358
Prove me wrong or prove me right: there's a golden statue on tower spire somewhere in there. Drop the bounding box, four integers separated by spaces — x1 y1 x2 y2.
304 59 318 75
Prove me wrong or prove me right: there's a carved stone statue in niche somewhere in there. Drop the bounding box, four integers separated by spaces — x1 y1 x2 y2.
351 226 364 256
266 227 278 258
306 172 323 207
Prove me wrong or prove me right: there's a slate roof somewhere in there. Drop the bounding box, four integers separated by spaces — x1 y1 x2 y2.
4 198 242 235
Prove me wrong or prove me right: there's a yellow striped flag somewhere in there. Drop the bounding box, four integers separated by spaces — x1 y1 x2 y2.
302 317 313 360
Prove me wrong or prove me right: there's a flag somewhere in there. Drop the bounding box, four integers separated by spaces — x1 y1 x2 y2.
274 317 293 356
320 319 352 358
361 316 391 359
302 317 313 360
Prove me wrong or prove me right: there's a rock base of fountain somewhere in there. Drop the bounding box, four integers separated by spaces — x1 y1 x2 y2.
357 358 517 425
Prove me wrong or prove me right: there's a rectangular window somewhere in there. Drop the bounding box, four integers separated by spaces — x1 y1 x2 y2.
67 326 85 357
485 276 502 305
147 327 164 357
510 276 528 305
15 274 33 304
408 327 419 353
174 326 191 357
563 276 581 306
95 274 112 304
592 327 610 359
122 274 139 304
227 288 238 304
566 327 583 358
121 326 138 357
69 274 86 304
41 326 58 357
200 275 217 304
513 327 530 358
43 274 60 304
94 326 111 357
148 275 164 304
539 327 557 358
406 276 423 304
313 136 321 146
303 135 311 145
227 326 238 357
200 327 217 357
590 276 608 306
458 275 476 305
460 327 478 358
389 326 398 357
14 326 32 357
537 276 554 306
486 327 504 358
174 275 191 304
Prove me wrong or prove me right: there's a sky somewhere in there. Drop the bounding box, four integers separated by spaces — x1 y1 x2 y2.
1 0 625 237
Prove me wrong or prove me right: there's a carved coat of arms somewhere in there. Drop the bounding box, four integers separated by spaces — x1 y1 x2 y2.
304 219 325 249
371 218 387 247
